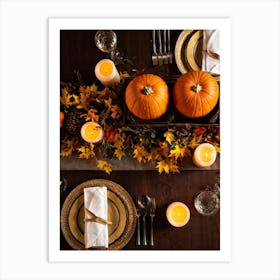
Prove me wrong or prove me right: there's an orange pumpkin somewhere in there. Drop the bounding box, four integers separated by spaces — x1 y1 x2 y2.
60 111 65 128
125 74 169 120
173 71 219 118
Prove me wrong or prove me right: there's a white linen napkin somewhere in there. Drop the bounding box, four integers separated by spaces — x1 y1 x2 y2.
84 186 108 249
202 30 220 75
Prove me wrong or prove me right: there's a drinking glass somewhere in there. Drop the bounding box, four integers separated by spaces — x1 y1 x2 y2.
194 183 220 216
60 176 68 192
94 30 117 61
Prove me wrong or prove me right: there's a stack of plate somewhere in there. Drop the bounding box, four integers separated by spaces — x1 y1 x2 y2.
174 30 204 74
61 179 137 250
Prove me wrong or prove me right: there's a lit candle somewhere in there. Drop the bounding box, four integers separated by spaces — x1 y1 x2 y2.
166 202 190 227
94 59 120 87
193 143 217 168
80 121 104 143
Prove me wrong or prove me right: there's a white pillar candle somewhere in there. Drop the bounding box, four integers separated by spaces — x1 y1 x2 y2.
94 59 120 87
166 202 190 227
81 121 104 143
193 143 217 167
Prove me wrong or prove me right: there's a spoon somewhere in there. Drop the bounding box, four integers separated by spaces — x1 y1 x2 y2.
135 197 142 246
139 195 151 246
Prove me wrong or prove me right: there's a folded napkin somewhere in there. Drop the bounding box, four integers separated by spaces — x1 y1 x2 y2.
84 186 108 249
202 30 220 75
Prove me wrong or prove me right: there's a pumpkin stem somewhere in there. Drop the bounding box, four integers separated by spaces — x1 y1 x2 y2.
142 85 154 95
191 84 202 93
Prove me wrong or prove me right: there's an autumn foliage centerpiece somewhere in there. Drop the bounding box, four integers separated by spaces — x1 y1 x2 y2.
60 74 220 174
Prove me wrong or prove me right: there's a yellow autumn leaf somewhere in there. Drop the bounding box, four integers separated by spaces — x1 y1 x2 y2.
156 160 170 174
114 132 126 149
97 160 112 174
81 109 99 122
168 160 180 174
97 87 109 96
60 92 80 107
77 90 89 110
77 144 95 159
188 134 203 149
133 143 148 163
110 104 122 119
120 71 131 78
114 148 125 160
164 130 175 144
145 147 163 161
169 144 186 160
70 94 80 105
88 83 98 93
159 141 170 158
60 139 75 157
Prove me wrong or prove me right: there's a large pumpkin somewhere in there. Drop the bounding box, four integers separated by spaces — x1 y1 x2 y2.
173 71 219 118
125 74 169 120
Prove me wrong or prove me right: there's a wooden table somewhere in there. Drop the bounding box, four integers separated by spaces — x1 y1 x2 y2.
60 29 220 250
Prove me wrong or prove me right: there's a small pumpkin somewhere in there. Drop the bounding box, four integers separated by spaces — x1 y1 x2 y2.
125 74 169 120
173 71 219 118
60 111 65 128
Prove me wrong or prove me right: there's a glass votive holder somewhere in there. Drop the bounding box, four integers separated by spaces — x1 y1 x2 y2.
194 190 220 216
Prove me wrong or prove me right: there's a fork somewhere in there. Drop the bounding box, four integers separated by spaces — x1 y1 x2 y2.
162 30 169 64
167 30 173 64
152 30 158 65
149 197 156 246
157 30 163 66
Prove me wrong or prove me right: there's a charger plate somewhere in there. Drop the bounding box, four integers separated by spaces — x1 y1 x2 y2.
61 179 137 250
175 30 203 74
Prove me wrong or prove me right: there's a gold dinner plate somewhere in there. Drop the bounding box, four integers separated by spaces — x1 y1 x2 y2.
61 179 137 250
175 30 203 74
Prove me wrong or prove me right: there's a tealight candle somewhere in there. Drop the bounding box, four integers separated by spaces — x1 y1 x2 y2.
166 202 190 227
193 143 217 168
81 121 104 143
94 59 120 87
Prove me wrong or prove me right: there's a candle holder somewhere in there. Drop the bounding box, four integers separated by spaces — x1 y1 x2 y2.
194 181 220 216
94 59 120 87
166 202 191 227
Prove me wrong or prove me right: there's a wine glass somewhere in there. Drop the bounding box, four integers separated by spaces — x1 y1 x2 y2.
94 30 117 61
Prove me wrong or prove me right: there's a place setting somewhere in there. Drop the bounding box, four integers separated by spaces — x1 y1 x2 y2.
61 179 137 250
59 28 222 251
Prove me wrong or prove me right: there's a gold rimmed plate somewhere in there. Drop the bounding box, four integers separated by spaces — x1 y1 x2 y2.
175 30 203 74
61 179 137 250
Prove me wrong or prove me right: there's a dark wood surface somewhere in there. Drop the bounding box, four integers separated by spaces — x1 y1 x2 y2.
60 30 182 83
60 30 220 251
60 170 220 250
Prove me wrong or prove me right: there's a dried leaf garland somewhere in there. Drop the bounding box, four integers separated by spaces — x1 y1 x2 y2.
60 81 220 174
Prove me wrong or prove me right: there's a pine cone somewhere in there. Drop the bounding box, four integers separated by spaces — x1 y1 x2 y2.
65 108 84 135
